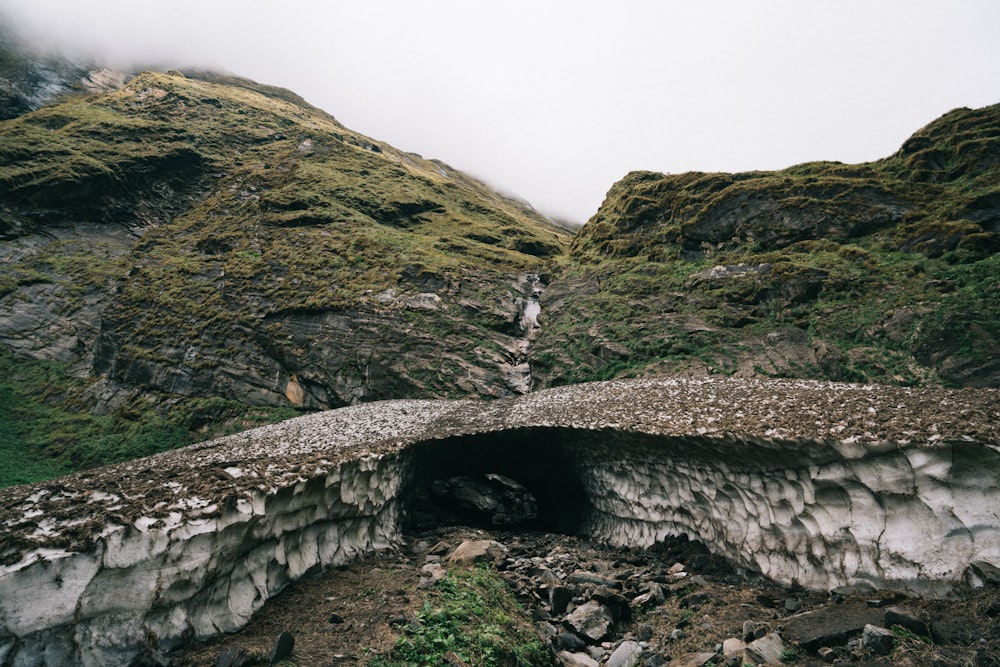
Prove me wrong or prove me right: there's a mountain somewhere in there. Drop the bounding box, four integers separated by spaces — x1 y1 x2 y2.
0 32 997 486
532 104 1000 390
0 41 569 481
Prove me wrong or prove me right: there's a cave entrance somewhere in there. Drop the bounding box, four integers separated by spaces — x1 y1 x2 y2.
400 427 592 535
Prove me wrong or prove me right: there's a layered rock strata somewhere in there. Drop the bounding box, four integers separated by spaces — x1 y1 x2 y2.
1 377 998 665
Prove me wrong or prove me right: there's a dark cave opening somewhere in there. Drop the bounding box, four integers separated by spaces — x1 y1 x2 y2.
400 427 593 535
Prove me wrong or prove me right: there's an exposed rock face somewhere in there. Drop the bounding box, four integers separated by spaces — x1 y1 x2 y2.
0 377 997 665
537 104 1000 390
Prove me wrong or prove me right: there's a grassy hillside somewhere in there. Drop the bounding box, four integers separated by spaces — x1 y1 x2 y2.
0 68 569 486
533 105 1000 388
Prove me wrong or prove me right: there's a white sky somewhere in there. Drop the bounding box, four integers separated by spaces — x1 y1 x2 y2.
2 1 999 223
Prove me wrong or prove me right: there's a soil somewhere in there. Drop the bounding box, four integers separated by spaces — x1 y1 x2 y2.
170 525 1000 667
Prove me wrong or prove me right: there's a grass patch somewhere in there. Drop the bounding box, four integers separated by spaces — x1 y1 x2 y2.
0 349 300 488
369 567 552 667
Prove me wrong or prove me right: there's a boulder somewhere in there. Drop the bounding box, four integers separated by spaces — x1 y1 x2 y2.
781 600 882 651
745 632 787 665
861 624 895 656
605 640 642 667
447 540 507 566
564 601 613 643
556 651 599 667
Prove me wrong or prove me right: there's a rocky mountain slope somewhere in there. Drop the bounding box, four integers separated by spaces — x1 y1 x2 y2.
0 39 569 482
533 104 1000 389
0 30 998 486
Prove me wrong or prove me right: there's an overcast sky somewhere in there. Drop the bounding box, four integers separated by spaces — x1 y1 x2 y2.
2 1 999 223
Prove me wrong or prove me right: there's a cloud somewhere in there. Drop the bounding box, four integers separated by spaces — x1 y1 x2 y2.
2 0 999 222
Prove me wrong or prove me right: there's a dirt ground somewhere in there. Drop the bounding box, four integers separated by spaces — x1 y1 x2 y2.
171 526 1000 667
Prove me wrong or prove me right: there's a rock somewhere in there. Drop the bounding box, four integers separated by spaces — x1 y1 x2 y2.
592 587 630 622
418 563 445 589
217 647 257 667
781 600 883 651
269 631 294 664
327 612 344 624
556 651 599 667
431 475 538 526
636 623 654 641
742 620 767 642
744 632 787 665
931 616 980 645
447 540 507 566
567 571 621 589
671 652 717 667
605 640 642 667
722 637 747 659
555 632 587 651
970 561 1000 587
406 293 442 310
883 606 928 637
550 585 574 615
564 600 613 643
861 624 895 656
784 597 802 613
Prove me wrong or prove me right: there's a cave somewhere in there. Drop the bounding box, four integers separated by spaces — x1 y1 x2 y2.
400 427 595 535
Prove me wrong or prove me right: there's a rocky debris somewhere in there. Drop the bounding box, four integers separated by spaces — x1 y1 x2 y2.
430 473 538 526
166 525 1000 667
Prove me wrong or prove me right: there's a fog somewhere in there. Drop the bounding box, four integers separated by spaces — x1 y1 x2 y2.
2 0 998 223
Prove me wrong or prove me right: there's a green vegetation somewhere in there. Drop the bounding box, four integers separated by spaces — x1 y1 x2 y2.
0 350 299 488
369 567 552 667
534 104 1000 389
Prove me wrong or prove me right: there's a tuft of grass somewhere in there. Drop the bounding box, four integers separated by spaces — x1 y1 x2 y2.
369 567 552 667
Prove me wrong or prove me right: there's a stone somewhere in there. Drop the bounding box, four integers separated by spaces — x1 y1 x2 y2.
556 651 599 667
744 632 787 665
550 585 574 615
671 652 717 667
269 631 294 664
418 563 445 589
781 600 883 651
722 637 747 658
555 632 587 651
742 620 767 642
605 640 642 667
567 571 621 588
217 647 256 667
883 606 928 637
636 623 654 641
592 587 630 622
970 561 1000 586
861 624 895 656
564 600 613 642
447 540 507 566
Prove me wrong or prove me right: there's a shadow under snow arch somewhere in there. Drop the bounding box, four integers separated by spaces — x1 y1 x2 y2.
400 421 1000 597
